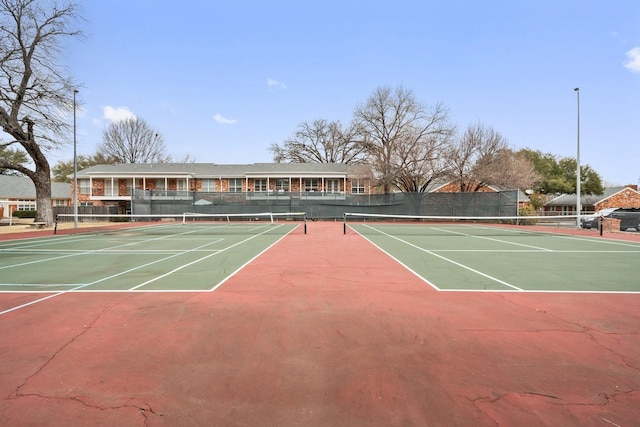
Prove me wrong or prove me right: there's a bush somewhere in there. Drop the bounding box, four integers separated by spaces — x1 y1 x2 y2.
12 210 37 218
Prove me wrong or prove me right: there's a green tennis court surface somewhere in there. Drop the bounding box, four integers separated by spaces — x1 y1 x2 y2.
0 221 301 293
2 220 639 295
349 223 640 292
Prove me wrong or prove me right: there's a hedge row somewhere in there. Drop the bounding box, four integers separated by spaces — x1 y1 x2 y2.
12 210 37 218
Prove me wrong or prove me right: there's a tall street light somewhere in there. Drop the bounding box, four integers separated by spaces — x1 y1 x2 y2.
574 87 581 228
73 89 78 228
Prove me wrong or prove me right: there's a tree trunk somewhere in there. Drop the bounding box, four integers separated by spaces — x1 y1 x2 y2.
33 159 53 226
22 120 54 226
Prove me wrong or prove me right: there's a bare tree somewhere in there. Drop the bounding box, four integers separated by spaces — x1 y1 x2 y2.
476 148 541 191
98 117 170 163
270 119 369 164
354 85 455 194
447 123 511 191
0 0 82 225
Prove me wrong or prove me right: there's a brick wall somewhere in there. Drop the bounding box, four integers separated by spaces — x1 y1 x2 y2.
596 187 640 210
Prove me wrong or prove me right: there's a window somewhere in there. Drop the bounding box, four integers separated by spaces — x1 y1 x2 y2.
155 179 166 190
254 179 268 192
275 179 289 192
327 179 340 193
304 178 319 192
351 179 366 194
78 179 91 195
18 201 36 211
104 179 115 196
53 199 66 206
177 179 188 191
229 178 243 192
201 179 216 192
122 179 133 196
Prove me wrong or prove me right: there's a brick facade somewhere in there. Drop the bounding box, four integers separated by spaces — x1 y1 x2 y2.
595 186 640 211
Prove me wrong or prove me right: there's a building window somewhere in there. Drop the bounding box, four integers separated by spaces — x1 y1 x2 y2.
18 201 37 211
78 179 91 195
229 178 242 192
304 178 319 192
155 179 166 190
351 179 366 194
201 179 216 192
275 179 289 192
53 199 66 206
254 179 268 192
327 179 340 193
177 179 188 191
104 179 115 196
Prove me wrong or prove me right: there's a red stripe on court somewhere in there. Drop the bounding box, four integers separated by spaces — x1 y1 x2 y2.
0 222 639 425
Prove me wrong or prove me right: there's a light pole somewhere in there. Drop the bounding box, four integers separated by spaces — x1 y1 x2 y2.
73 89 78 228
574 87 581 228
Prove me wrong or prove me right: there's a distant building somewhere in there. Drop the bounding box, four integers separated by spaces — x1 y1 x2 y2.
74 163 375 212
544 185 640 214
0 175 71 218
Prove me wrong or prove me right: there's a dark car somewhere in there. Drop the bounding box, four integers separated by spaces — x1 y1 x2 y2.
612 208 640 231
580 208 617 229
581 208 640 231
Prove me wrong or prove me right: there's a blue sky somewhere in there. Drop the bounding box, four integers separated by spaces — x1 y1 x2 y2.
58 0 639 186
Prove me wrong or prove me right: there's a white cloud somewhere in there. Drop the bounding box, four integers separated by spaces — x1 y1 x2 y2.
103 106 136 122
214 113 237 124
267 78 288 90
623 47 640 73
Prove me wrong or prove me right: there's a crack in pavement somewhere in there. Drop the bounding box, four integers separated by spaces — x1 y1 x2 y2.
9 296 125 399
495 294 640 372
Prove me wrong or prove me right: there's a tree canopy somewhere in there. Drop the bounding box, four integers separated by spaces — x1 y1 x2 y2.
519 148 603 195
52 152 118 182
0 145 28 175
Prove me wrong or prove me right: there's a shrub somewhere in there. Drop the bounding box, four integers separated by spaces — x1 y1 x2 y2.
12 210 37 218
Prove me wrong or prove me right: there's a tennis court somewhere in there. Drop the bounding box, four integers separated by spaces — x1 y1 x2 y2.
346 219 640 293
1 217 639 426
0 215 304 296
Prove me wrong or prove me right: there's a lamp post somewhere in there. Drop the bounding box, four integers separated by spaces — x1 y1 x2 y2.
73 89 78 228
574 87 580 228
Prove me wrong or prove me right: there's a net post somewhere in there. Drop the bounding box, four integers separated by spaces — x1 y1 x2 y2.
304 214 307 235
599 216 603 236
54 214 58 235
343 213 347 235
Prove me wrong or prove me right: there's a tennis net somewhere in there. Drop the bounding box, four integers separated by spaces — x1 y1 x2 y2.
54 212 307 235
343 212 580 236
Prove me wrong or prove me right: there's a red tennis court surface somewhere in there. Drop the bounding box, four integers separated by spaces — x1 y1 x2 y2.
1 223 639 426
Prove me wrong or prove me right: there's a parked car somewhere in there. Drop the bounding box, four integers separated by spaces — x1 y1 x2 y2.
581 208 640 231
580 208 618 229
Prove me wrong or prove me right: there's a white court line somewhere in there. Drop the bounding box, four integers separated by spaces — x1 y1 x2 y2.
0 239 225 316
0 228 222 270
431 226 554 252
0 223 295 314
358 224 523 291
128 223 288 290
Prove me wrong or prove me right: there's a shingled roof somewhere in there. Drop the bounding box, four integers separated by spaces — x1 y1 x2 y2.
0 175 71 199
76 162 358 177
